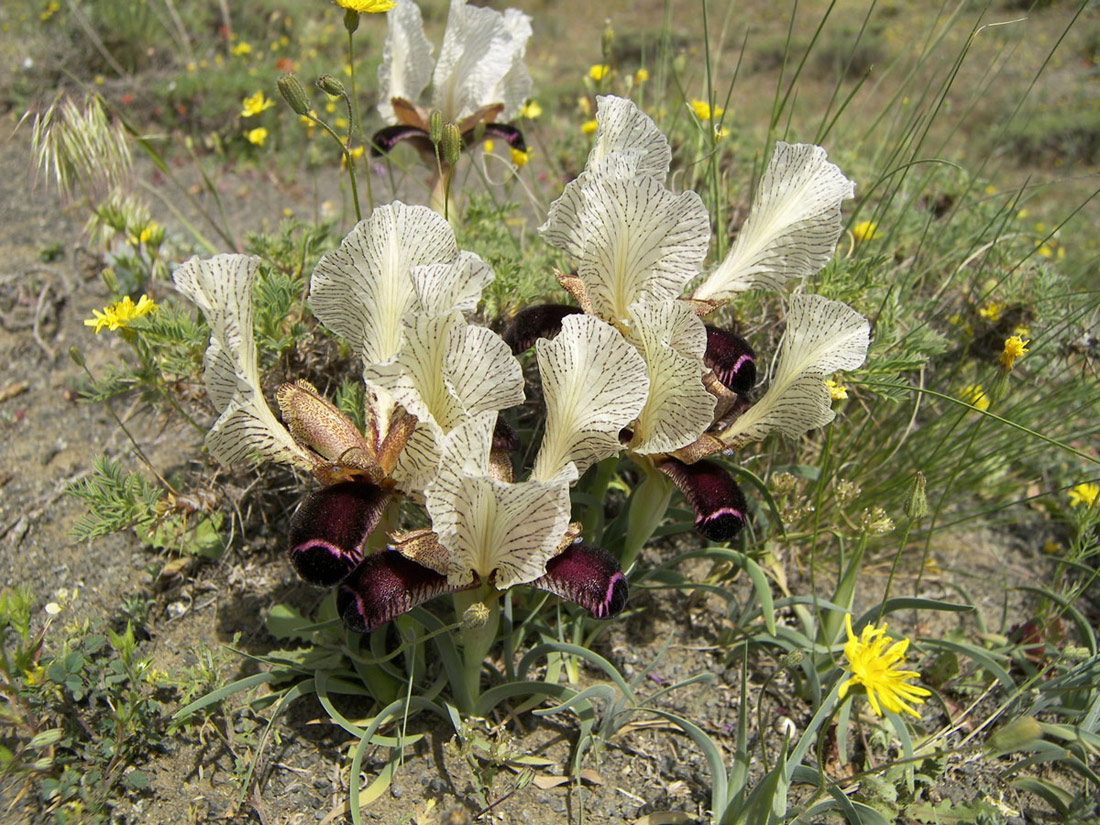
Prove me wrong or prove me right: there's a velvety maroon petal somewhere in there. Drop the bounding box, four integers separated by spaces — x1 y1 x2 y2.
530 543 628 619
704 325 757 395
493 417 520 452
470 123 527 151
502 304 584 354
337 550 466 632
288 482 391 586
370 125 434 156
658 458 747 542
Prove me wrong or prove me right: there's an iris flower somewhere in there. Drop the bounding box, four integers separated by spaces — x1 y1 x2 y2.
507 96 868 543
174 202 628 632
370 0 532 160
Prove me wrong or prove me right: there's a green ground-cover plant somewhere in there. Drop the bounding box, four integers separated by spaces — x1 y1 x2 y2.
9 0 1099 822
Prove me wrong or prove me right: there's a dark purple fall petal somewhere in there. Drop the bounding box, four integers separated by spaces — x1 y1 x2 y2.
370 125 435 156
530 543 628 619
288 482 391 586
502 304 583 354
337 550 467 632
492 417 519 452
658 458 747 542
704 325 757 395
472 123 527 151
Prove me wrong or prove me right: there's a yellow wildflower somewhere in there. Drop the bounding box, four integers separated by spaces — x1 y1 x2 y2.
520 100 542 119
839 614 930 719
581 119 598 135
84 295 158 334
1041 540 1061 554
852 220 879 243
634 68 649 84
577 96 592 116
230 41 253 57
999 335 1029 370
334 0 397 11
40 0 59 21
961 384 989 411
589 64 611 82
510 147 530 168
825 379 848 401
299 111 316 138
978 300 1004 322
1068 482 1099 509
334 116 349 130
240 91 275 118
689 99 723 121
482 139 495 154
713 125 730 141
245 127 268 146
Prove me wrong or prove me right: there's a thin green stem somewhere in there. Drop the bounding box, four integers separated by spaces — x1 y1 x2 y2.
877 517 915 624
346 27 375 213
309 112 361 223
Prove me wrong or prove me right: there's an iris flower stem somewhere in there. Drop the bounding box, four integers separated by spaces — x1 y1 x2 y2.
346 27 375 213
620 459 674 574
310 114 362 223
581 456 619 544
452 589 501 714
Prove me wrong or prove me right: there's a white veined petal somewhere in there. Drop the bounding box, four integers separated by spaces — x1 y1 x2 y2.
588 95 671 180
173 254 311 469
532 315 650 482
442 323 525 417
539 153 642 262
486 9 533 120
720 294 869 448
310 202 458 367
411 250 495 317
694 142 854 300
431 0 532 122
625 302 715 454
377 0 435 123
578 174 710 320
426 466 571 589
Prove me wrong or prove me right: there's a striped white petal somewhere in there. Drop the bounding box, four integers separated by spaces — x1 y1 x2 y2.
720 294 869 448
694 143 854 300
365 313 523 489
173 254 312 470
310 203 458 367
411 250 494 317
532 314 649 482
427 416 571 589
578 173 710 321
431 0 532 122
588 95 671 181
625 301 716 455
377 0 435 123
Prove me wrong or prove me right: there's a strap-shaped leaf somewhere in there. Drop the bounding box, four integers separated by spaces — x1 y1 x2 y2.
625 301 716 455
694 142 854 300
720 294 869 449
377 0 435 124
173 254 313 470
532 314 649 482
310 202 458 367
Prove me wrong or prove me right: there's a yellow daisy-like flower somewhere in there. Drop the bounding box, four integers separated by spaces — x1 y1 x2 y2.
689 99 723 121
241 91 275 118
510 147 530 168
978 300 1004 323
581 118 598 135
245 127 268 146
852 220 879 243
84 295 158 334
589 64 611 82
825 378 848 401
482 139 495 153
334 0 396 12
961 383 989 411
999 335 1029 370
1068 482 1099 509
230 41 252 57
520 100 542 119
839 614 930 719
634 68 649 85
